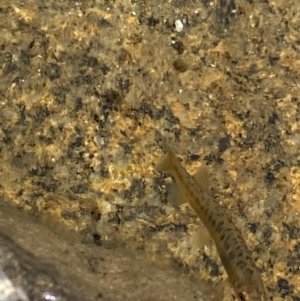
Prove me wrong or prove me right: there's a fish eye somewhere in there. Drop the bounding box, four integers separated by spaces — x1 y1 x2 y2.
239 292 248 301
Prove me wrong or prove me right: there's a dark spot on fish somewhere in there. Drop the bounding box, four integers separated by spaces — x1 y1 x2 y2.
234 245 242 253
216 221 224 232
225 228 233 237
244 255 252 261
211 218 216 228
228 249 235 258
204 207 209 216
230 238 237 245
236 260 246 268
224 238 231 250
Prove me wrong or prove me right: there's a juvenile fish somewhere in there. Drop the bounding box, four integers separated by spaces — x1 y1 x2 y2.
156 146 271 301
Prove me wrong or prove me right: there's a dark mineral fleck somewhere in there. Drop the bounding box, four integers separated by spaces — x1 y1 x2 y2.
93 233 102 246
51 87 66 104
100 64 110 75
248 223 258 234
138 102 153 118
277 278 293 298
4 62 18 75
173 57 188 72
218 136 230 153
147 16 159 27
119 142 132 155
283 223 300 240
34 105 50 123
203 253 221 277
268 113 278 124
20 50 30 65
171 41 185 55
75 97 83 112
45 63 61 81
116 76 130 91
70 184 89 194
97 18 112 27
85 56 98 67
262 226 272 240
189 154 200 161
265 171 275 184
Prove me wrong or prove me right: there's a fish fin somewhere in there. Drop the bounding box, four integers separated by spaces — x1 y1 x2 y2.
167 181 187 206
209 279 228 301
193 165 210 192
190 225 212 249
220 278 233 301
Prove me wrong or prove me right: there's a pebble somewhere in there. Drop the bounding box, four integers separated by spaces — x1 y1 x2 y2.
175 19 183 32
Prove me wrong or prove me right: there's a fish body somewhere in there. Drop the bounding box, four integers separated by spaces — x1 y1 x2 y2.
156 146 271 301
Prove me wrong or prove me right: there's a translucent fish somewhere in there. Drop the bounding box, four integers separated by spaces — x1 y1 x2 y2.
156 145 271 301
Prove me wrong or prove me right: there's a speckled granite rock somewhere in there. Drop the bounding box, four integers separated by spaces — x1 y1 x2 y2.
0 0 300 300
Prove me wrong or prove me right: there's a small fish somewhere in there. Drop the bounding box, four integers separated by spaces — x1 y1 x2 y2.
156 145 271 301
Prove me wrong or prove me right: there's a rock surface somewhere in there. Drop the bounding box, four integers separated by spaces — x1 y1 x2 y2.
1 0 300 300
